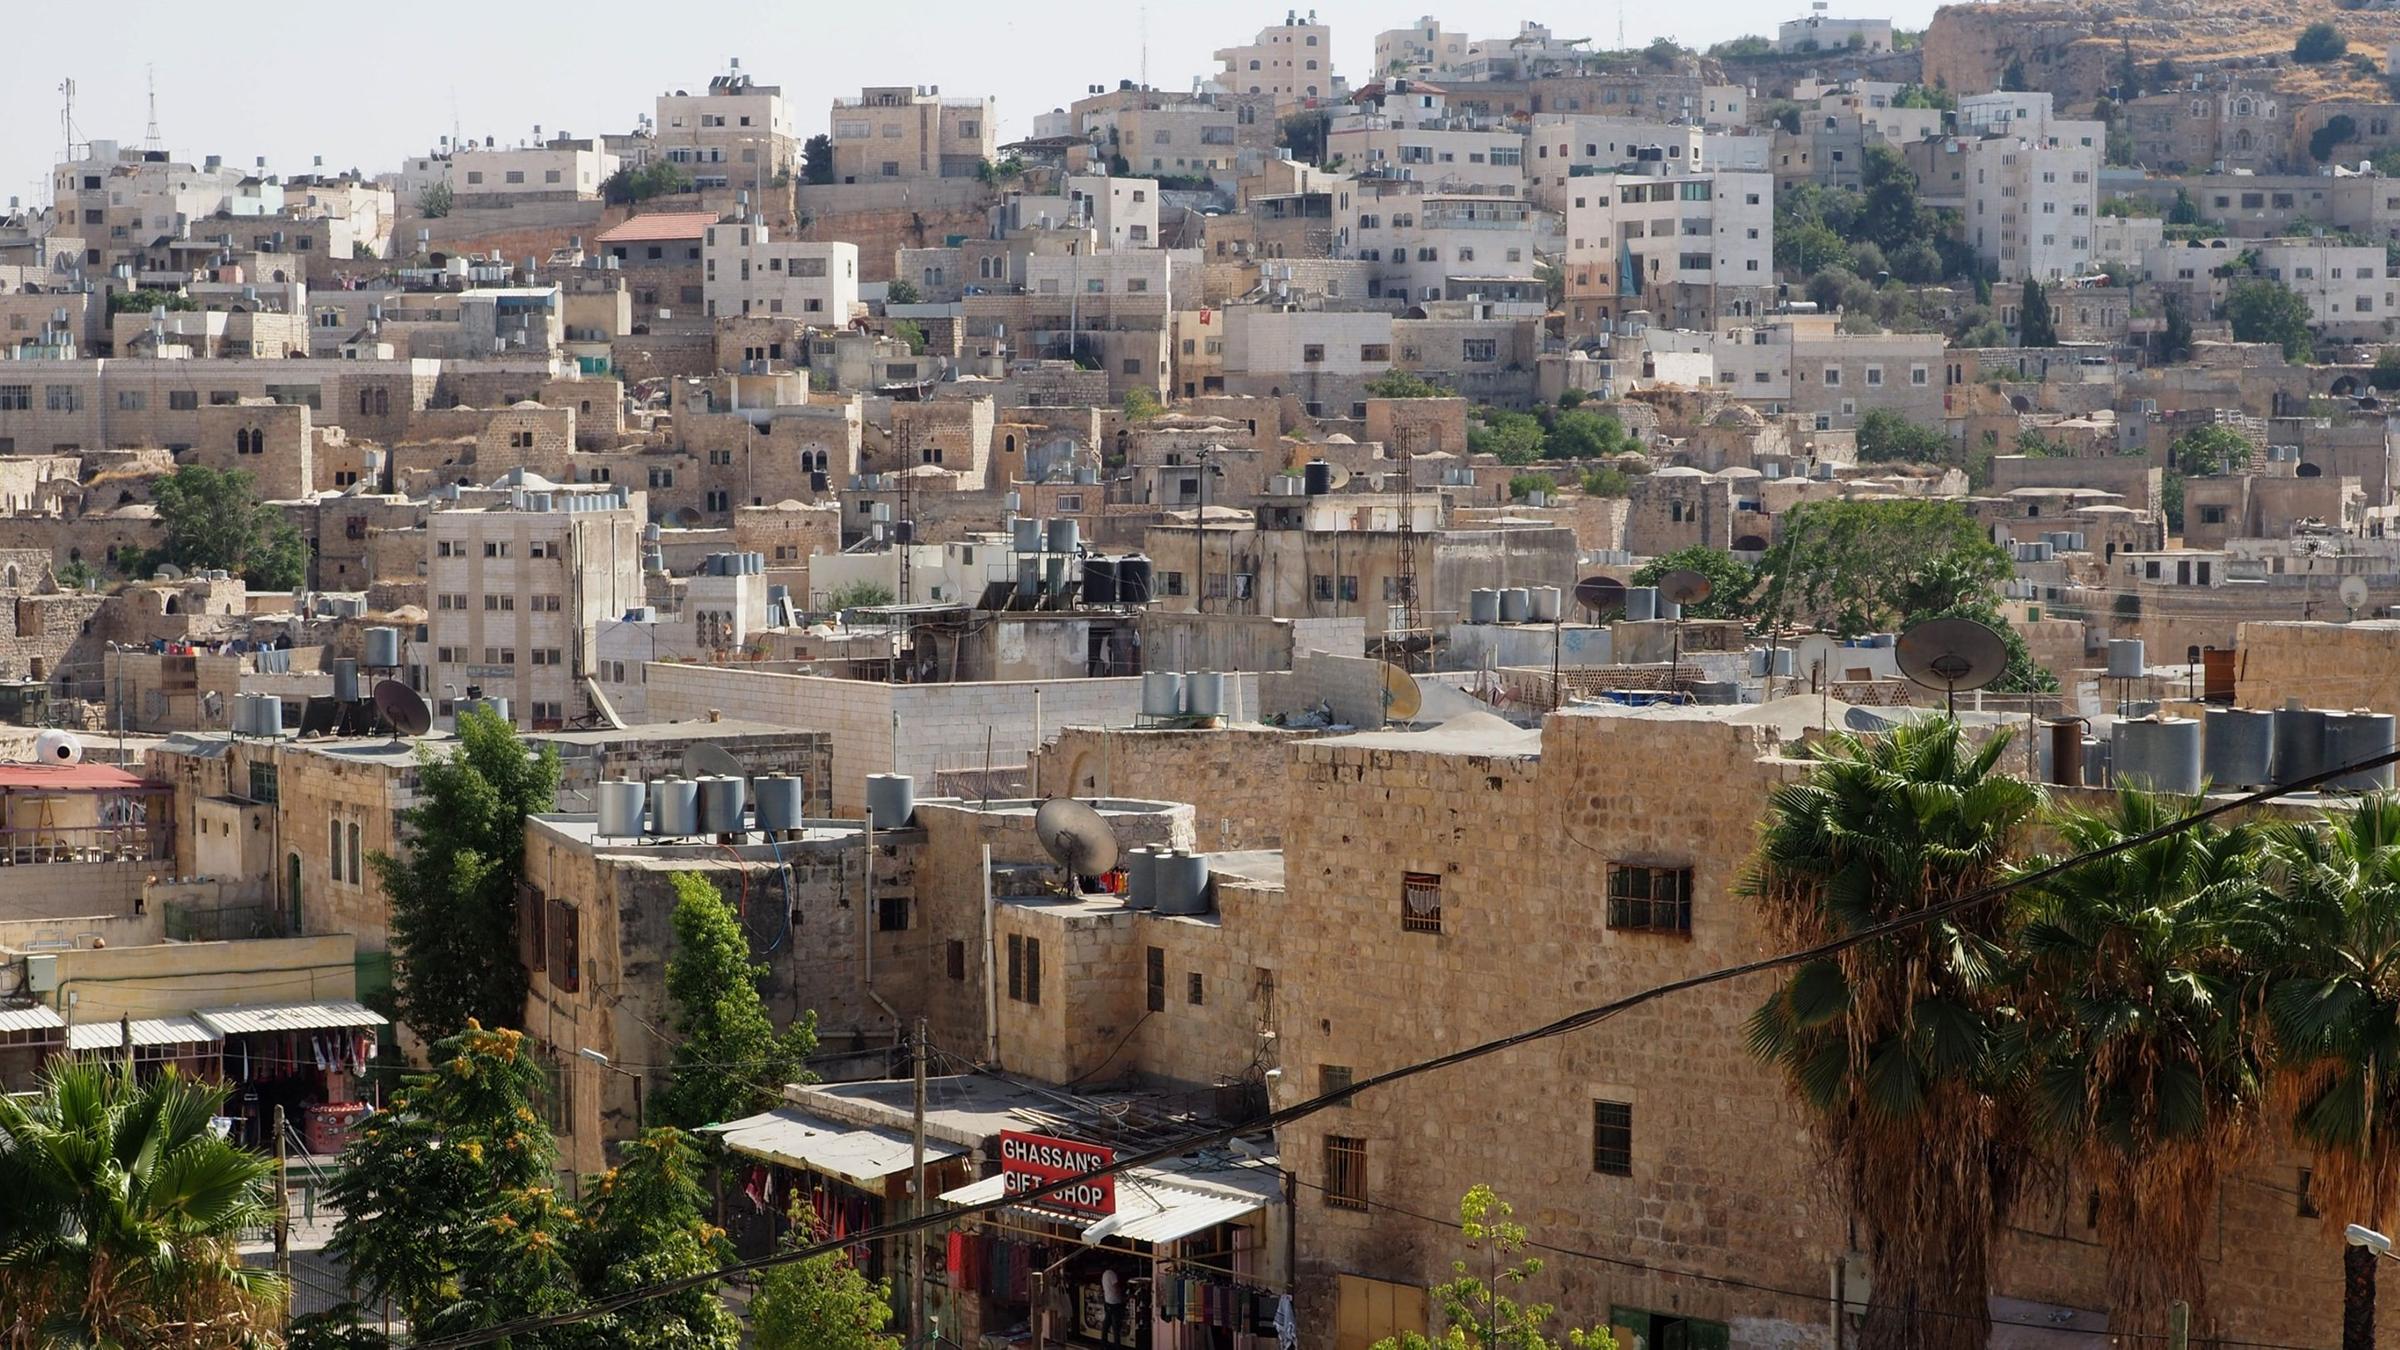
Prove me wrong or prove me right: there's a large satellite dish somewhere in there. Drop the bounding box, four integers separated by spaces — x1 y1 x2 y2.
371 679 433 738
1573 575 1626 619
1896 617 2010 712
154 563 185 581
1381 662 1423 722
2341 575 2370 618
1657 569 1714 608
1033 797 1119 880
683 742 747 781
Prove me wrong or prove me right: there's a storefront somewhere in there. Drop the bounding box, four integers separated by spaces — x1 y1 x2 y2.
196 1000 387 1154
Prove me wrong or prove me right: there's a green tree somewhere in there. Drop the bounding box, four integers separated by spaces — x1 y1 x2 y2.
2171 424 2251 477
2168 187 2203 226
1370 1187 1616 1350
145 463 309 590
1746 717 2043 1350
802 133 837 185
572 1128 744 1349
2003 56 2028 91
369 704 560 1041
1364 370 1456 399
605 161 688 205
825 581 897 610
752 1213 902 1350
883 277 921 305
417 181 453 219
1506 471 1556 501
1756 498 2009 635
1580 465 1635 497
2296 22 2349 63
2226 277 2316 361
2314 114 2363 163
2019 791 2270 1339
2159 296 2195 364
888 318 927 354
1855 408 1954 464
106 286 198 315
0 1061 282 1347
1120 386 1164 423
1468 409 1547 465
650 870 820 1130
1542 408 1625 459
1859 145 1931 256
1276 110 1331 162
1631 547 1756 622
2373 347 2400 391
2019 277 2058 347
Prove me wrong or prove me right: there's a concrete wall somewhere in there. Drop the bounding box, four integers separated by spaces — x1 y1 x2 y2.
40 933 357 1023
2233 620 2400 713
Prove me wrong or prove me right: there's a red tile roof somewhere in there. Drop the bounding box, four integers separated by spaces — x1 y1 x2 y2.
0 763 151 791
595 211 719 244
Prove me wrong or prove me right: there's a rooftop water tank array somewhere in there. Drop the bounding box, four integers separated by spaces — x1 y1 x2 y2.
2112 716 2203 794
596 780 647 839
1142 670 1184 718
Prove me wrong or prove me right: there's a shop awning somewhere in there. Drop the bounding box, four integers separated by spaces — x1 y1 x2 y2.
938 1167 1275 1245
68 1015 223 1051
0 1005 65 1034
196 1000 388 1036
703 1107 963 1187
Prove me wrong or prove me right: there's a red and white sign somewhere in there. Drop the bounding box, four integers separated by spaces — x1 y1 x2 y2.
998 1129 1117 1216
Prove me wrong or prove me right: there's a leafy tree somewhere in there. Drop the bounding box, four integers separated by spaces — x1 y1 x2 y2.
2171 424 2250 477
2019 277 2058 348
1542 408 1625 459
2373 347 2400 391
2015 430 2068 457
883 277 921 306
2002 56 2028 91
1554 388 1585 410
2296 22 2349 63
1859 145 1932 256
56 557 98 590
369 704 560 1041
1276 110 1331 162
417 181 453 219
802 133 836 185
1469 410 1546 465
1631 547 1756 622
1746 717 2043 1350
1777 220 1855 277
1755 498 2009 635
1707 35 1774 60
2098 196 2160 219
1855 409 1953 464
2167 187 2203 226
2315 115 2363 164
2019 791 2270 1339
825 581 897 610
887 318 927 354
2226 277 2316 362
650 870 819 1130
1892 83 1955 110
1364 370 1456 399
1506 472 1556 501
145 464 310 590
0 1061 282 1347
752 1212 902 1350
1120 386 1164 423
2162 472 2188 537
1370 1187 1615 1350
604 161 688 205
106 286 198 315
571 1128 744 1349
2159 297 2195 364
1581 465 1635 497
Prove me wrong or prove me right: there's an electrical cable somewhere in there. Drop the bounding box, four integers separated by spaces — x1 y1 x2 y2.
414 740 2400 1349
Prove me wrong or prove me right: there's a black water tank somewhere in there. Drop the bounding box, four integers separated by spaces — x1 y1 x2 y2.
1303 460 1332 495
1084 556 1121 604
1117 555 1153 603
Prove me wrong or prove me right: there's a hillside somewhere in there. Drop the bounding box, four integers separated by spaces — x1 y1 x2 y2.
1923 0 2400 110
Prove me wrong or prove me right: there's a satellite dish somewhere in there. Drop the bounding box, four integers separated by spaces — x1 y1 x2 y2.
1896 617 2010 711
1033 797 1120 880
683 742 747 780
670 506 704 527
1573 575 1626 619
371 679 433 738
1657 569 1714 608
1325 462 1354 491
1381 662 1423 721
154 563 185 580
2341 575 2370 618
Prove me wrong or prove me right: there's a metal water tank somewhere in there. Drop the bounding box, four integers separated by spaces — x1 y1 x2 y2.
1083 557 1120 604
1749 648 1770 677
1142 670 1185 718
1499 588 1532 623
1467 589 1501 624
595 780 647 839
2106 639 2146 679
1046 518 1080 555
1770 648 1795 677
1186 671 1226 718
1303 460 1333 495
754 776 807 832
1016 557 1040 599
332 658 360 703
2275 703 2329 788
1660 600 1682 622
2201 708 2275 789
2082 736 2109 788
1045 555 1067 595
1117 556 1153 603
2322 711 2398 791
364 627 402 668
2113 716 2203 793
1153 850 1213 916
1530 586 1563 623
1122 845 1158 911
1013 517 1043 554
865 773 915 829
650 778 700 835
696 776 747 833
1625 587 1659 621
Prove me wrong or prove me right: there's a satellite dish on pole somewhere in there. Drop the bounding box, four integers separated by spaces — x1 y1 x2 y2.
1573 575 1626 620
1657 569 1714 609
1034 797 1120 883
1896 617 2010 714
1381 662 1423 723
2341 575 2370 621
371 679 434 739
683 742 747 781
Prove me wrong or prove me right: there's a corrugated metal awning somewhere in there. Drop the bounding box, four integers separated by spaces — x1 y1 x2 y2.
938 1167 1272 1245
68 1016 223 1051
196 1000 388 1036
701 1107 962 1186
0 1005 65 1034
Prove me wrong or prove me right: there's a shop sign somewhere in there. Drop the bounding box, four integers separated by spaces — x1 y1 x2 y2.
998 1129 1116 1216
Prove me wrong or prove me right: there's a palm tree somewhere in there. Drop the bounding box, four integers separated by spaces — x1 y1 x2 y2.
1745 717 2043 1350
0 1058 283 1348
2263 796 2400 1350
2016 789 2272 1341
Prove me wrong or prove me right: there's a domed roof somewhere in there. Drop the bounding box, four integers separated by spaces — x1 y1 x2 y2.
1708 404 1767 429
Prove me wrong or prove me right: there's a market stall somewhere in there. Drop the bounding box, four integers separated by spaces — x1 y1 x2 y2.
66 1014 224 1081
196 1000 386 1153
706 1104 969 1281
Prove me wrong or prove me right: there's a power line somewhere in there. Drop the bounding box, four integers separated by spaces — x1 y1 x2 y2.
415 741 2400 1348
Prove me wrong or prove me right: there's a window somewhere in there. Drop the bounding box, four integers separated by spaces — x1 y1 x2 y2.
547 899 581 992
1462 339 1496 362
248 761 278 803
947 939 967 981
1006 933 1042 1004
1321 1064 1353 1105
44 386 79 413
1147 946 1167 1011
1324 1136 1369 1209
1607 865 1693 934
330 820 344 881
878 895 911 931
1401 871 1443 934
348 823 361 888
0 385 28 411
167 389 198 411
2199 505 2228 526
520 884 547 973
1303 344 1325 363
1360 344 1390 362
1188 972 1205 1005
1592 1099 1633 1174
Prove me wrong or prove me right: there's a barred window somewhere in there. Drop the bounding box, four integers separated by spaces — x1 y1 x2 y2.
1147 946 1167 1012
1325 1136 1368 1209
1607 865 1693 934
1593 1100 1632 1175
1401 871 1443 934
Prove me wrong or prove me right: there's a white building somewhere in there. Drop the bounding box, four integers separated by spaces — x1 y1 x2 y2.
1525 117 1708 208
1955 94 2104 282
1003 177 1163 249
1213 11 1346 110
1326 87 1528 196
1778 10 1895 53
702 222 860 322
1561 165 1775 335
2252 238 2397 338
592 562 773 721
1374 17 1469 79
445 142 617 206
1335 180 1540 303
426 480 646 731
657 71 801 187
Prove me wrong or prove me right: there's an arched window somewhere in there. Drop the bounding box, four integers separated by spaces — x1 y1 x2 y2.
2236 130 2253 152
2234 98 2252 118
359 389 373 416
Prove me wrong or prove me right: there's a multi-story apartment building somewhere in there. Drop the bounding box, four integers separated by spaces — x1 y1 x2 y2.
656 70 801 188
1326 83 1528 196
1561 162 1775 336
1212 11 1345 111
1070 87 1241 184
2251 238 2397 339
1778 9 1895 52
1954 94 2104 282
1525 117 1707 208
424 482 645 731
997 177 1162 249
441 141 617 207
701 221 860 322
1373 16 1468 79
1336 178 1540 304
828 86 996 184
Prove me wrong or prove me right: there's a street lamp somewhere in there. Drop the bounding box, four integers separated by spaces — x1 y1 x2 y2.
577 1047 644 1130
2348 1224 2394 1257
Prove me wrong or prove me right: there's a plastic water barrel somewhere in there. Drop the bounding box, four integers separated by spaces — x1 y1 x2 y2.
2323 711 2398 791
364 627 402 668
1468 589 1501 624
596 780 647 839
754 776 807 832
1122 846 1159 910
865 773 916 830
1142 671 1185 718
1185 671 1226 718
2201 707 2275 789
1626 587 1659 621
650 779 700 835
1499 588 1532 623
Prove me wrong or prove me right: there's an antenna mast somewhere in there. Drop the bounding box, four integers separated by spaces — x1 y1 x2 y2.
144 65 162 152
58 79 79 164
1393 424 1421 672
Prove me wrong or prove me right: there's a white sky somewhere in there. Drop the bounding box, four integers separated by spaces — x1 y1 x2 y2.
4 0 1943 208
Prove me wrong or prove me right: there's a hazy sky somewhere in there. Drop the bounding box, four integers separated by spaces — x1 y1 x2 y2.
7 0 1942 207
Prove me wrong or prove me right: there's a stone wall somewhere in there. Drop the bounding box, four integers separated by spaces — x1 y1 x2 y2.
2232 619 2400 712
1031 725 1312 850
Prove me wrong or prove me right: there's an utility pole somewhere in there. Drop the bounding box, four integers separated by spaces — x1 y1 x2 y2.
911 1017 929 1349
273 1104 291 1297
1394 425 1420 671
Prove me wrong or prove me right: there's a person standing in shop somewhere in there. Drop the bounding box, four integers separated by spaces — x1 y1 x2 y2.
1100 1267 1127 1347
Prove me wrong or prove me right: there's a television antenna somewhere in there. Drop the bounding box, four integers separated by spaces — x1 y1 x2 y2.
144 66 162 152
1896 617 2010 715
1034 797 1120 888
1657 569 1713 699
371 678 434 745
